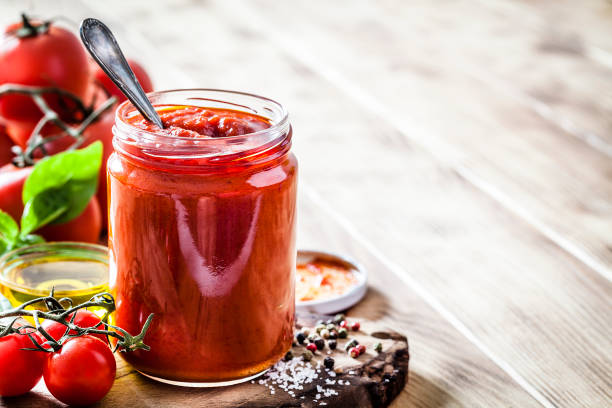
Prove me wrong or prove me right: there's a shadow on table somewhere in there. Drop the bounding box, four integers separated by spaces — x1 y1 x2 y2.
1 392 62 408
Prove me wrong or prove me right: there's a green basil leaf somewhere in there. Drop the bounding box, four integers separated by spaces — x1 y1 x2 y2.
22 141 102 204
0 210 19 249
22 141 102 226
20 189 69 236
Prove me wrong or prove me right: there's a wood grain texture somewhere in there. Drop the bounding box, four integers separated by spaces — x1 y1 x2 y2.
237 0 612 279
0 1 611 407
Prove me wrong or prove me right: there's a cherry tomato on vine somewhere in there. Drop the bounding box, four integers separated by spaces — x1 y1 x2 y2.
44 335 116 406
0 163 102 243
42 309 107 344
0 15 90 125
0 124 14 167
0 331 46 396
93 59 153 102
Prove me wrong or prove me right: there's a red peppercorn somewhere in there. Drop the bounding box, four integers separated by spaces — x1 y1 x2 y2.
340 320 349 329
351 322 360 331
349 347 360 358
306 343 317 353
357 344 366 355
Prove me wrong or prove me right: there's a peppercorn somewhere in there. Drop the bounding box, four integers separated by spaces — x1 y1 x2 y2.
315 324 326 334
302 350 314 362
306 343 317 353
349 347 360 358
302 328 310 337
374 342 383 353
328 339 337 350
296 332 306 345
325 319 334 325
333 313 345 324
320 329 330 339
340 320 349 329
314 337 325 350
338 328 348 339
329 330 338 340
351 322 360 331
357 344 366 355
323 356 335 370
284 350 294 361
316 319 325 325
344 339 359 351
307 333 317 343
326 323 336 331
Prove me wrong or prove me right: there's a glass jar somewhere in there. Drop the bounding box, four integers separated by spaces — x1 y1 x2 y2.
108 89 297 386
0 242 109 308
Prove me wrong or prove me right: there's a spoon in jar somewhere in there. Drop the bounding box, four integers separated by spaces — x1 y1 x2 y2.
79 18 164 129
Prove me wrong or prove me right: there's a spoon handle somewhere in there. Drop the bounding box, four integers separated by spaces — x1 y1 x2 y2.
80 18 164 129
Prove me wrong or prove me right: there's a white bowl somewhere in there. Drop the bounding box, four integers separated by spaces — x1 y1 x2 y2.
295 249 368 315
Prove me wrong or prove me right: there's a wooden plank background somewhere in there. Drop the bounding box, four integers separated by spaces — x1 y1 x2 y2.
1 1 611 407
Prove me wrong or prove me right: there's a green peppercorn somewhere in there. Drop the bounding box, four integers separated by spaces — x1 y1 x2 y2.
302 350 314 362
315 324 326 334
329 330 338 340
338 328 348 339
374 342 383 353
308 333 317 343
314 337 325 350
326 323 336 331
296 332 306 345
328 339 337 350
320 329 330 339
333 313 345 324
284 350 294 361
323 356 335 370
302 328 310 337
344 339 359 351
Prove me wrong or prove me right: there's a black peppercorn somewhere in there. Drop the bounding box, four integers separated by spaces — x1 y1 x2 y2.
314 337 325 350
284 350 294 361
323 356 335 370
328 339 337 350
296 332 306 345
329 330 338 340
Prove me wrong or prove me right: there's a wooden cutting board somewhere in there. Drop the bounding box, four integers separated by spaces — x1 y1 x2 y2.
1 315 409 408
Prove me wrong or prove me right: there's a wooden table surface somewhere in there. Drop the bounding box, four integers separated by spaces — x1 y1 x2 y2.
1 1 611 407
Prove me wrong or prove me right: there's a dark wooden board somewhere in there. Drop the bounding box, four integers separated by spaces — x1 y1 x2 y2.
1 315 409 408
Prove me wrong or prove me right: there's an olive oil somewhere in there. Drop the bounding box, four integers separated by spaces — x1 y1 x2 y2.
0 259 109 309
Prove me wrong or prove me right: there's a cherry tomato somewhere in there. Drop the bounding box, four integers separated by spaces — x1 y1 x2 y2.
0 163 102 243
0 331 46 396
42 310 107 344
94 59 153 102
44 335 116 406
0 16 90 124
0 124 14 167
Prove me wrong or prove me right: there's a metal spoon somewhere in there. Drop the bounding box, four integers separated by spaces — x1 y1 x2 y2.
79 18 164 128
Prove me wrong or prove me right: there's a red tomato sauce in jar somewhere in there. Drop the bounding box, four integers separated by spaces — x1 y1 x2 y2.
107 90 297 385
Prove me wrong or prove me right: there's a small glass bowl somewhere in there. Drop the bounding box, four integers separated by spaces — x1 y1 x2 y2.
0 242 109 309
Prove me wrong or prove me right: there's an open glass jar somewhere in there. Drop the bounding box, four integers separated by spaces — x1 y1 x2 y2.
108 89 297 386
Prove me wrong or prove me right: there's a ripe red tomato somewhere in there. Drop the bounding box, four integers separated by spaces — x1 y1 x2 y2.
0 124 13 166
44 335 116 406
94 59 153 102
0 17 90 124
42 310 107 344
0 331 46 396
0 164 102 243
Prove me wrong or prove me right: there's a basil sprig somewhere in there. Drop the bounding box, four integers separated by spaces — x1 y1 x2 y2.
0 142 102 255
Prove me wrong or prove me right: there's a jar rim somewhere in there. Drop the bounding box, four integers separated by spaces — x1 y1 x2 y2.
115 88 290 142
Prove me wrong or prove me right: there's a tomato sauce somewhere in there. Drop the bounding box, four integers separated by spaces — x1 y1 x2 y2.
296 259 359 302
108 92 297 384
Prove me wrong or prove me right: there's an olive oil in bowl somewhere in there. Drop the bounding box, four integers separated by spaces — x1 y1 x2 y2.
0 243 109 309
